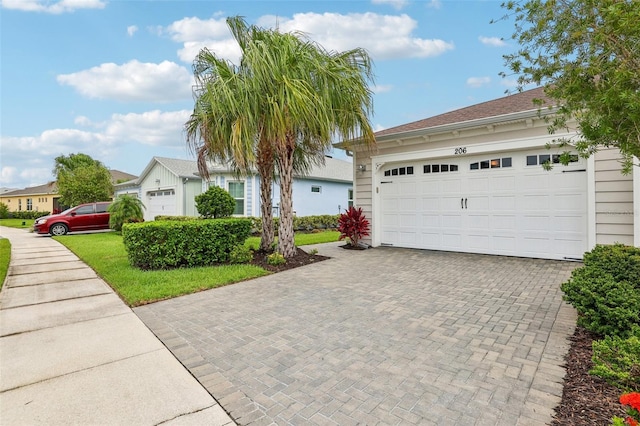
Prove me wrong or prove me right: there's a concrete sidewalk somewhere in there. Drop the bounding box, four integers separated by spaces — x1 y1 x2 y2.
0 226 235 426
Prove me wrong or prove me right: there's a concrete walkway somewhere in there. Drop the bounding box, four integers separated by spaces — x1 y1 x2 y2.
136 243 579 426
0 226 234 426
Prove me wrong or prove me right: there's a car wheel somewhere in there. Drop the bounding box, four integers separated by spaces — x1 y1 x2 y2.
50 223 68 236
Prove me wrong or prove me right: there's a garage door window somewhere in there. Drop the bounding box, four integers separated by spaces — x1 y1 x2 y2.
470 157 512 170
526 153 579 166
384 166 414 177
423 164 458 173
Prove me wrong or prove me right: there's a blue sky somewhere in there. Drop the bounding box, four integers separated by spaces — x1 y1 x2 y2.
1 0 520 189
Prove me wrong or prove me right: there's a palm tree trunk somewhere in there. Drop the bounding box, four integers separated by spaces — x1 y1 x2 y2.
276 139 297 258
257 155 275 252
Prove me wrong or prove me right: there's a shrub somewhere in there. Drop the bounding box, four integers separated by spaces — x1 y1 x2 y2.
338 206 370 247
561 268 640 338
582 244 640 289
154 215 196 221
195 186 235 218
122 218 251 270
267 252 286 266
229 245 253 264
9 211 50 220
108 194 145 232
561 244 640 338
0 203 8 219
591 330 640 391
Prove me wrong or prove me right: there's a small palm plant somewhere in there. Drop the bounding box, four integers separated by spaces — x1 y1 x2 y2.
108 194 145 232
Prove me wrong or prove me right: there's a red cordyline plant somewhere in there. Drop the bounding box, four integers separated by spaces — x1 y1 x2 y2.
338 206 370 248
613 393 640 426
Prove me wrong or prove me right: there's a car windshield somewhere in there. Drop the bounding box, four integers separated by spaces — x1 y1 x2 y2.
58 206 75 215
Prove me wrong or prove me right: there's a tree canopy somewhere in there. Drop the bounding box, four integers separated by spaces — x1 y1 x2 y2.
54 153 113 206
500 0 640 172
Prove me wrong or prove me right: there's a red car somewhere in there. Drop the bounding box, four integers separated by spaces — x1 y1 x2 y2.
33 202 111 236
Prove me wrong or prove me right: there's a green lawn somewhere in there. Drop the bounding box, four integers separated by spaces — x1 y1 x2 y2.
245 230 340 249
0 218 34 229
55 230 339 306
0 238 10 290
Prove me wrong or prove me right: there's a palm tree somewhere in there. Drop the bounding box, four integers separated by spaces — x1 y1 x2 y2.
186 17 376 258
238 21 376 257
108 194 145 232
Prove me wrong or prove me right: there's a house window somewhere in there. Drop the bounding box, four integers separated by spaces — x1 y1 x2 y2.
470 158 512 170
26 198 33 211
311 185 322 193
228 181 245 215
384 167 415 177
18 199 22 211
348 189 353 208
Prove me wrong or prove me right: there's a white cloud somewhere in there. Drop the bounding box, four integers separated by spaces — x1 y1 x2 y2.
1 0 105 14
104 110 191 147
257 12 454 60
57 60 193 102
163 16 242 63
466 76 491 88
426 0 442 9
479 36 506 47
127 25 138 37
0 109 191 188
371 0 409 10
373 84 393 94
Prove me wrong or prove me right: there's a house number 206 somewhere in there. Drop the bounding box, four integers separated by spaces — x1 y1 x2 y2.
454 147 467 155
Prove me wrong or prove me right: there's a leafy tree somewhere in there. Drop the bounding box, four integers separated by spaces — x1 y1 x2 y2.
500 0 640 172
195 186 235 218
108 194 145 232
54 153 113 206
187 16 376 258
0 202 8 219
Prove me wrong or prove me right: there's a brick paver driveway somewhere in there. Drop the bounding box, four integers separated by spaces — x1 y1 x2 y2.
135 243 578 426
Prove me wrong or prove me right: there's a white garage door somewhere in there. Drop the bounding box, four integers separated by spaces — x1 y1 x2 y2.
379 150 588 260
147 189 176 220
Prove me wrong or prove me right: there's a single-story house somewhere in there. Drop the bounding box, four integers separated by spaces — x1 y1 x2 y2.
114 156 353 222
339 87 639 261
0 170 137 215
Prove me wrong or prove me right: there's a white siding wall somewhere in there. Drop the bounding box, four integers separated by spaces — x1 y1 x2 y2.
594 149 635 245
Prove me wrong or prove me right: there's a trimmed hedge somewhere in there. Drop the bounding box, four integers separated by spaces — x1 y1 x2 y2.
8 211 51 220
122 218 252 270
154 214 340 233
561 244 640 338
591 329 640 391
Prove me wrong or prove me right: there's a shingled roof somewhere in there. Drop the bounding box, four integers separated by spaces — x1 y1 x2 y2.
375 86 552 139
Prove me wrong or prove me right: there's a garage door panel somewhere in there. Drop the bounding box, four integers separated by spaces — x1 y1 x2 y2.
491 215 517 231
400 182 417 194
467 214 489 229
467 177 489 191
492 195 516 210
520 173 549 189
399 197 417 210
440 178 462 193
553 216 586 232
492 236 516 252
400 213 418 227
442 233 462 249
469 196 489 210
441 214 462 228
552 193 585 211
421 214 440 227
491 176 517 191
522 195 549 210
382 213 398 226
522 215 549 231
421 197 440 211
399 231 418 245
467 234 489 250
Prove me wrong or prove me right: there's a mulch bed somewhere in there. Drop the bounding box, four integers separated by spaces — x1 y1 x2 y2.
250 247 329 273
551 326 627 425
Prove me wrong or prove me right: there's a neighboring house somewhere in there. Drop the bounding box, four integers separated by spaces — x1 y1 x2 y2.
0 182 60 214
338 87 639 261
114 156 354 221
0 170 138 215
